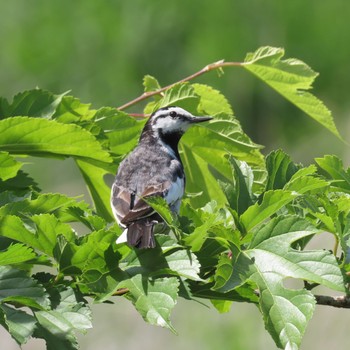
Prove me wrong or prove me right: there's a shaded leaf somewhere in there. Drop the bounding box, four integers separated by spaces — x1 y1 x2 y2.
0 266 49 308
0 304 37 345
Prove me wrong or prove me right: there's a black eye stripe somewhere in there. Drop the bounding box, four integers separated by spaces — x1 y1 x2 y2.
170 111 177 118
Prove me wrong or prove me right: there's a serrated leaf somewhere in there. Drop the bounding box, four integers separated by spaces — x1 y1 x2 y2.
244 46 341 139
0 152 22 181
0 214 75 258
120 275 179 332
94 108 145 155
0 116 112 162
143 75 161 93
154 83 200 112
216 215 345 349
221 155 254 215
0 304 37 345
0 266 49 308
180 112 264 207
315 155 350 192
75 159 114 221
0 243 36 266
34 287 92 350
240 190 298 232
0 193 78 217
192 83 234 115
0 170 40 193
0 89 68 119
123 236 201 281
265 150 300 190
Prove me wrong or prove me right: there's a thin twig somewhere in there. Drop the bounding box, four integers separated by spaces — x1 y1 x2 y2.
314 294 350 308
254 289 350 308
117 60 242 111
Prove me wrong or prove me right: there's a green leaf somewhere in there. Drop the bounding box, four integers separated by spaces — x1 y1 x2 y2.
0 116 112 162
193 83 234 115
0 243 37 266
220 156 254 215
34 287 92 350
154 83 200 112
94 108 145 156
122 236 201 281
0 266 49 308
315 155 350 192
216 216 345 349
0 214 75 258
75 159 114 221
244 46 341 139
119 275 179 332
0 170 40 193
0 89 68 119
180 112 264 207
143 75 161 93
0 152 22 181
265 150 300 190
0 304 37 345
240 190 298 232
0 193 79 217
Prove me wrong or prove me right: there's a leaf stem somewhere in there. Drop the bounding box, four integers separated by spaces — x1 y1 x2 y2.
117 60 242 111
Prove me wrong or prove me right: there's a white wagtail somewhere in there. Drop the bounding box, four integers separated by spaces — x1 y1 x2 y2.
111 106 212 248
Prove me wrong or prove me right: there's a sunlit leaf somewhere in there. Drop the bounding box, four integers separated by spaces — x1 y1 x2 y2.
0 152 22 181
0 117 112 162
244 46 341 139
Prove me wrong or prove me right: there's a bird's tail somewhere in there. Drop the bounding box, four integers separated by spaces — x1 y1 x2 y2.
127 220 156 249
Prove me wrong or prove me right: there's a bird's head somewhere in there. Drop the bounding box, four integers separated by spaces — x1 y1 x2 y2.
144 106 212 138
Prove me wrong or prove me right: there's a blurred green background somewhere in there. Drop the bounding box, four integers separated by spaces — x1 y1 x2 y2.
1 1 349 349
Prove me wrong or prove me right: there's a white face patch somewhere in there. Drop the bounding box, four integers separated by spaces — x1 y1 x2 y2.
152 107 195 134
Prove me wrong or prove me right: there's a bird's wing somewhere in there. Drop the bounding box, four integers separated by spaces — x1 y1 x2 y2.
112 181 172 225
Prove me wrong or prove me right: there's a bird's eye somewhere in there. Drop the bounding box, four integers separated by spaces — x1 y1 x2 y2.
170 111 177 118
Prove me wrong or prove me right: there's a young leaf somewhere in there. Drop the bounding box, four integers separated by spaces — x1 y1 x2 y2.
0 152 22 181
192 83 234 116
157 83 200 112
220 156 254 215
143 75 161 93
240 190 298 232
315 155 350 192
119 275 179 332
0 243 36 266
243 46 341 139
0 117 112 162
265 150 300 190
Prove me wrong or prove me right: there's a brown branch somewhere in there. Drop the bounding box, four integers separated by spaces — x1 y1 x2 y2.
117 60 242 111
314 294 350 308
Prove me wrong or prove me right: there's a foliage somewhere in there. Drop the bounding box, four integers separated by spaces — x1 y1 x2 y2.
0 47 349 350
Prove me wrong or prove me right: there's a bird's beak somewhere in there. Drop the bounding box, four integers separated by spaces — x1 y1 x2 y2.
189 116 213 123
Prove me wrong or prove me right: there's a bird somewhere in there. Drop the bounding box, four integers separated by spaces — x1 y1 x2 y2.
110 106 212 249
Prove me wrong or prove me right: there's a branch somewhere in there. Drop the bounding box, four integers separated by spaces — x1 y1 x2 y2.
117 60 242 111
314 294 350 308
